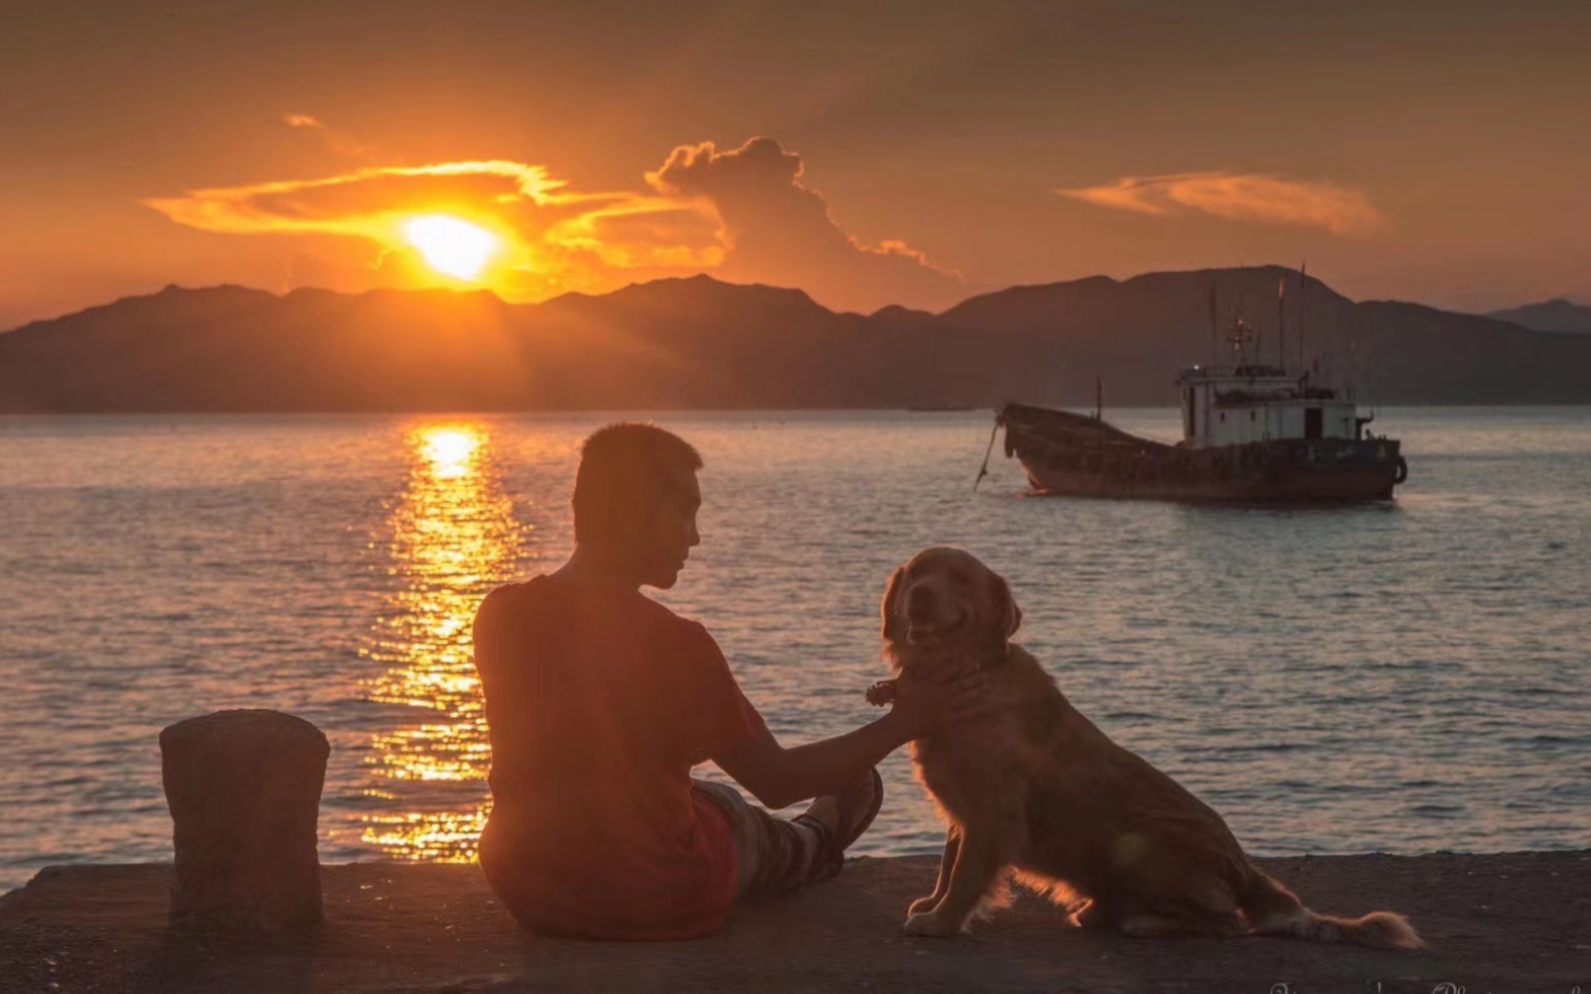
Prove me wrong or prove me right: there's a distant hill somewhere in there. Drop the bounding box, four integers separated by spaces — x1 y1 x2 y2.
3 268 1590 412
1488 299 1591 334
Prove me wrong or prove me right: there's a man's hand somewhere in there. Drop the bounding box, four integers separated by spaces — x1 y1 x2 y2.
889 667 990 739
716 669 988 810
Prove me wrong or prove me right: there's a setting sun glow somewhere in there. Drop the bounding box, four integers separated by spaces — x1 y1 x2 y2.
419 426 481 479
403 215 498 280
359 421 520 862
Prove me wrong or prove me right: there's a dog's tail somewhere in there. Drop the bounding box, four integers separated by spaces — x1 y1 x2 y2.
1240 870 1424 950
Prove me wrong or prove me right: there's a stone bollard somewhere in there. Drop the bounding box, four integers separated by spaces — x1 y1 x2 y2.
159 709 330 930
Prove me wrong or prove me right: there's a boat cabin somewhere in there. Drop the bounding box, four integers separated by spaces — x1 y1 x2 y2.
1175 364 1366 450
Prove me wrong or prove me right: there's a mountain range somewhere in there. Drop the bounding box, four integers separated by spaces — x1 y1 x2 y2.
1487 299 1591 334
3 267 1588 412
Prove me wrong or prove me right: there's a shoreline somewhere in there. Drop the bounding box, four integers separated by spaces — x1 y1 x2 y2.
4 851 1587 993
5 402 1591 417
6 841 1589 902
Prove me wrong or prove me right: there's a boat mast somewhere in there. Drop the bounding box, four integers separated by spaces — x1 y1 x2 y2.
1227 309 1250 367
1208 283 1218 368
1277 274 1286 372
1247 284 1262 364
1297 261 1307 376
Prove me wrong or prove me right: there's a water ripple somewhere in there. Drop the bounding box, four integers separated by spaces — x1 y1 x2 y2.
1 407 1589 892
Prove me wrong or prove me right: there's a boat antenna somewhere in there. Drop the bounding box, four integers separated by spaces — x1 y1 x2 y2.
1208 282 1219 367
1297 261 1307 376
1245 287 1261 364
1277 272 1286 372
1228 302 1249 366
1094 373 1103 421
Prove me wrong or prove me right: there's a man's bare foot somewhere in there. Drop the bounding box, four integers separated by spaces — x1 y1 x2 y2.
801 772 873 841
794 768 884 875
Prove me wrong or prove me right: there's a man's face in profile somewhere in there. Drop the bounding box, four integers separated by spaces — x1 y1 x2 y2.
639 467 701 589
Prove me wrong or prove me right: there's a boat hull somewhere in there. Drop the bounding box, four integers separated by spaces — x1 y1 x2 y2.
1000 403 1404 502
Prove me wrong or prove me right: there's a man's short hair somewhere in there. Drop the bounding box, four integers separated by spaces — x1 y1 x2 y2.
572 423 703 547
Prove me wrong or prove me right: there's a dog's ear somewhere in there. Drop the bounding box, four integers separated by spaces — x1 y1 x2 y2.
991 573 1022 641
881 567 905 642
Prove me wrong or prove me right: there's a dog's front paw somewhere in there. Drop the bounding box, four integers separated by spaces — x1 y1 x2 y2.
865 679 898 707
906 895 941 916
903 909 965 937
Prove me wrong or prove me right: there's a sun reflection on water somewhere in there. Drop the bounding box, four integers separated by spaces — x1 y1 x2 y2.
359 423 527 862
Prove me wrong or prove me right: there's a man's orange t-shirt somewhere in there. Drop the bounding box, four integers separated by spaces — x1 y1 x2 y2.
471 576 767 940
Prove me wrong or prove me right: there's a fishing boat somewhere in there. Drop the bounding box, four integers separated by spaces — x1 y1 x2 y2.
993 311 1407 502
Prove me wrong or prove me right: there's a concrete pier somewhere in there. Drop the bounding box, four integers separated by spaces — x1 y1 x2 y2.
2 851 1588 993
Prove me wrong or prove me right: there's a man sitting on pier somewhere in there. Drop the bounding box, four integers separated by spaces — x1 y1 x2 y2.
471 422 982 940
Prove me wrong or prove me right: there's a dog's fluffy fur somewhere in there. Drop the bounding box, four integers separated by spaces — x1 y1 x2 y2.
874 547 1423 949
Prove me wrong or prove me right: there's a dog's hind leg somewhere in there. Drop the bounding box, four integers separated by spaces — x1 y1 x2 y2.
1112 850 1247 939
907 826 960 916
1240 868 1423 949
1072 898 1110 930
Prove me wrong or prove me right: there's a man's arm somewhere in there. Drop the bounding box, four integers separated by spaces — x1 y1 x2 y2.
716 710 915 810
714 670 983 810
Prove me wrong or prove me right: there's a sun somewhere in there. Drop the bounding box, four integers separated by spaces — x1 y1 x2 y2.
403 215 498 280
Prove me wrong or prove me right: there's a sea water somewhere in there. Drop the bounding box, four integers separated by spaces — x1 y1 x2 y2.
1 408 1587 892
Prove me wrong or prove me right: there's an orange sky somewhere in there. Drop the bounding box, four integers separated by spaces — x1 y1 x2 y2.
3 0 1589 329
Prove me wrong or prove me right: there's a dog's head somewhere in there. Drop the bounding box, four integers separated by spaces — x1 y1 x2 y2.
880 547 1022 658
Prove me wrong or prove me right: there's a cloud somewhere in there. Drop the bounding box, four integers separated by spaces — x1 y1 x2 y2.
146 161 725 297
1058 171 1385 236
648 137 961 312
145 137 959 309
282 112 373 159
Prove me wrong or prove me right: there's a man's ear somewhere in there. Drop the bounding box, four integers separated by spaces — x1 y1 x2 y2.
880 567 905 642
991 574 1022 641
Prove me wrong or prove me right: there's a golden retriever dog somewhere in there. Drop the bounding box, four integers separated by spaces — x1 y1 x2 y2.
869 547 1422 948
